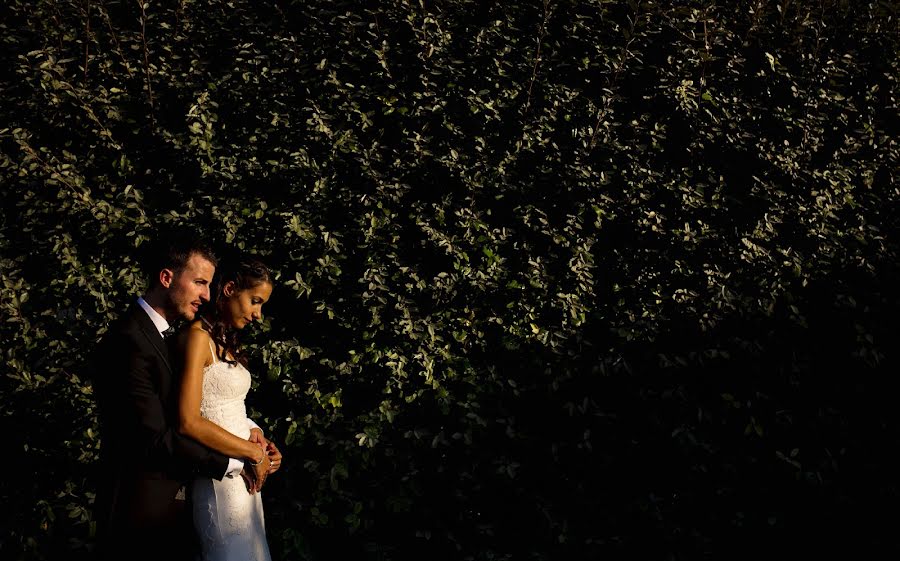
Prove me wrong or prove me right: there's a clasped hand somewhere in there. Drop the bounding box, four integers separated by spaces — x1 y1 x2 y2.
240 429 284 495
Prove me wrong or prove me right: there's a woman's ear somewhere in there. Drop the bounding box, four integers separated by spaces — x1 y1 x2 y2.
222 280 236 297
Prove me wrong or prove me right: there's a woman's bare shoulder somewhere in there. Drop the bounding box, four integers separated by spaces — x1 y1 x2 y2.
173 320 211 348
187 319 209 332
185 321 213 342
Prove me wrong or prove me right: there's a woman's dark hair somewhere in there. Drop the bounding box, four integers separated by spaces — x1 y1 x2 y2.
201 258 272 365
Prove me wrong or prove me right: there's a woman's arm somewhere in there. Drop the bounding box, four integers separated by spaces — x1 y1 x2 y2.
177 327 265 464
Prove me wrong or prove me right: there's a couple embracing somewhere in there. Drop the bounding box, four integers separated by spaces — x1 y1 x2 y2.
93 236 281 561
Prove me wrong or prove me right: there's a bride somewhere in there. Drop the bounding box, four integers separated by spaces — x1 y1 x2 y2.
176 258 277 560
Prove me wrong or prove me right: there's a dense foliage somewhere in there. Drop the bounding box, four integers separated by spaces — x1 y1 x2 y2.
1 0 897 558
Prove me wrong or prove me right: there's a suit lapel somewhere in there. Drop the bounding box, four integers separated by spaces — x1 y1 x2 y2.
129 303 173 375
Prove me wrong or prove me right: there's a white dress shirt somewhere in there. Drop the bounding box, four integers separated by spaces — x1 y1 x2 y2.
136 298 257 477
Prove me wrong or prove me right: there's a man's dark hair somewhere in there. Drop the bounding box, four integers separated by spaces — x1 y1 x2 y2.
143 233 218 288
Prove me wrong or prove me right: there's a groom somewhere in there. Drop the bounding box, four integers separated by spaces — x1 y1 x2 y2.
93 236 279 561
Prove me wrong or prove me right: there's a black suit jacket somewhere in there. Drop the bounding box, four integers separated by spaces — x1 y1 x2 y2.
92 303 229 558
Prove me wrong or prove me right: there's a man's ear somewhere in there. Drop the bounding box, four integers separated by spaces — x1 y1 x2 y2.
159 268 175 288
222 280 236 297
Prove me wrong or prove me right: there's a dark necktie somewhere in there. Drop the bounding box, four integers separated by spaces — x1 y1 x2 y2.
162 326 176 340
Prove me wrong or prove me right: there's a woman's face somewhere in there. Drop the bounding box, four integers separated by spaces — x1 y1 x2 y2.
222 281 273 329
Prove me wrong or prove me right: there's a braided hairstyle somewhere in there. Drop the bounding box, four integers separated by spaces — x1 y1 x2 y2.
201 258 272 366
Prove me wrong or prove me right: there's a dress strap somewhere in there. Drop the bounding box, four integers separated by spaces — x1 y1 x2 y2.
208 337 219 364
199 316 219 364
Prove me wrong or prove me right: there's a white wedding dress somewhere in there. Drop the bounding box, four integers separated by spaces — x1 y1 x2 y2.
192 342 271 561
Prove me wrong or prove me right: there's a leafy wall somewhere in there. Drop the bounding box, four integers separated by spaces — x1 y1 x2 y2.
1 1 897 559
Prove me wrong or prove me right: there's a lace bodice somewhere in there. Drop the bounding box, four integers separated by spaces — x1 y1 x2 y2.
193 344 270 561
199 360 252 440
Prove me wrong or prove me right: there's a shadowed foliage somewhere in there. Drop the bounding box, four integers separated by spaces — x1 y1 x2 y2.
1 1 898 559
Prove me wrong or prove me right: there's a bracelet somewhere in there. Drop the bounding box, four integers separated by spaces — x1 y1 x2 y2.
248 453 265 466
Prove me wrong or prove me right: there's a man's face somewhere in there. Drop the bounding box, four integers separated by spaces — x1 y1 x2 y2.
166 253 215 321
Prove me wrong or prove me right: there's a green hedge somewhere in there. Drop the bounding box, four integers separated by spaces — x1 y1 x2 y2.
1 1 897 559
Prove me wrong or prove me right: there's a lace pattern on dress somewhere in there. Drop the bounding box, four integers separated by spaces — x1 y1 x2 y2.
192 334 270 561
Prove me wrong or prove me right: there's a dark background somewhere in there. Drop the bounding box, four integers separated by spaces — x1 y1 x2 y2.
1 1 898 559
